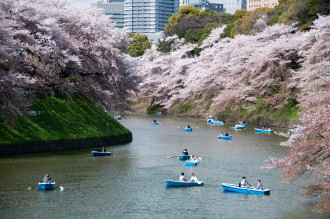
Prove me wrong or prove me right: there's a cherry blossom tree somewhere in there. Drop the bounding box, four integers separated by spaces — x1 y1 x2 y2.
0 0 138 123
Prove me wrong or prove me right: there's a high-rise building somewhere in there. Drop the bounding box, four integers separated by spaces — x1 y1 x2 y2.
94 0 125 28
248 0 278 11
124 0 179 39
180 0 224 13
207 0 246 14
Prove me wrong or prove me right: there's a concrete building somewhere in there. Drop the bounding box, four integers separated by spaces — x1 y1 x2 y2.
180 0 224 13
248 0 278 11
95 0 125 28
205 0 247 14
124 0 179 42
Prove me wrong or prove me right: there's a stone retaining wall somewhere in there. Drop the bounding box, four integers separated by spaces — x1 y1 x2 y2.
0 133 132 156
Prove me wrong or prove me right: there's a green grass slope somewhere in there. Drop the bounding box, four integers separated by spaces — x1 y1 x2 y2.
0 94 130 145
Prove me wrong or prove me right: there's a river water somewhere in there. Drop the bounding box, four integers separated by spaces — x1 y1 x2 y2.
0 115 328 219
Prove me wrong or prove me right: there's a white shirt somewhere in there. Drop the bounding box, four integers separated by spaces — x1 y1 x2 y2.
190 176 198 182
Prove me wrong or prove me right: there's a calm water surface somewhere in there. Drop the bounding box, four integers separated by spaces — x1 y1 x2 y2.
0 115 328 219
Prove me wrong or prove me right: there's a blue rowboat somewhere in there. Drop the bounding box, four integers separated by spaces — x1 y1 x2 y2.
184 128 192 131
38 182 56 190
115 117 121 120
222 183 270 195
211 121 225 125
185 160 199 166
207 116 214 119
156 113 163 116
254 128 273 133
92 151 111 156
151 122 159 125
179 155 191 160
232 126 245 130
218 135 232 140
166 180 204 187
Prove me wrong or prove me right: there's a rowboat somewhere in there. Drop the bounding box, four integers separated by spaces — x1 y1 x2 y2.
156 113 163 116
232 125 245 130
222 183 270 195
211 121 225 125
185 159 199 166
179 155 191 160
218 135 232 140
115 116 121 120
165 180 204 187
241 123 248 127
92 151 111 156
38 182 56 190
254 128 273 133
207 116 214 119
151 122 159 125
184 128 192 131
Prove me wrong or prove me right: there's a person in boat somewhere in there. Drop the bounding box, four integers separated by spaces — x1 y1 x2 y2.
43 174 51 183
186 125 191 129
96 147 102 152
179 172 187 182
219 132 224 137
190 173 198 182
243 121 246 124
225 132 229 136
256 180 263 190
102 147 106 152
182 149 189 155
239 177 251 188
189 155 197 162
153 119 157 123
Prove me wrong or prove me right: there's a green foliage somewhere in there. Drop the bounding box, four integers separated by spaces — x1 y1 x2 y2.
218 13 237 25
146 104 164 114
156 37 176 53
184 23 222 45
178 5 201 18
127 33 152 57
184 28 205 44
0 94 131 145
68 75 77 82
220 23 235 39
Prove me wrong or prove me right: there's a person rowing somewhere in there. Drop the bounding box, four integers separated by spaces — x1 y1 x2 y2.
179 172 187 182
239 177 252 188
182 149 189 155
186 125 191 129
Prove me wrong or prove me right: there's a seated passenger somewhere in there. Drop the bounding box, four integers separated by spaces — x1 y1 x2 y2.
96 147 102 152
225 132 229 136
179 172 187 182
182 149 189 155
256 180 263 190
219 132 224 137
190 173 198 182
186 125 191 129
102 147 106 152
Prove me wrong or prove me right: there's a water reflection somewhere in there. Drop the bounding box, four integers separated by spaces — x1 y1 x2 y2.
0 115 328 218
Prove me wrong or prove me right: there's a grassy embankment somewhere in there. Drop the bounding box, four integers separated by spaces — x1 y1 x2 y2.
0 94 130 145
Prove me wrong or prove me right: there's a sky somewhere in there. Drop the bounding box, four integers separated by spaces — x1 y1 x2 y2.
70 0 97 7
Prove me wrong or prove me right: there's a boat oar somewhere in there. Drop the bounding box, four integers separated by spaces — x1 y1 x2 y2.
28 184 38 190
166 155 179 159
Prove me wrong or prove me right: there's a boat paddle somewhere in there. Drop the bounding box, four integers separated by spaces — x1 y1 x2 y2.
28 184 38 190
166 155 179 159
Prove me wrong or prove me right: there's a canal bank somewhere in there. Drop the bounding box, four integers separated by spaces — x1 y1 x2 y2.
0 133 132 156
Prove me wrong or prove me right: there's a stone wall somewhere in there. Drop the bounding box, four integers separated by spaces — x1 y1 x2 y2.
0 133 132 156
